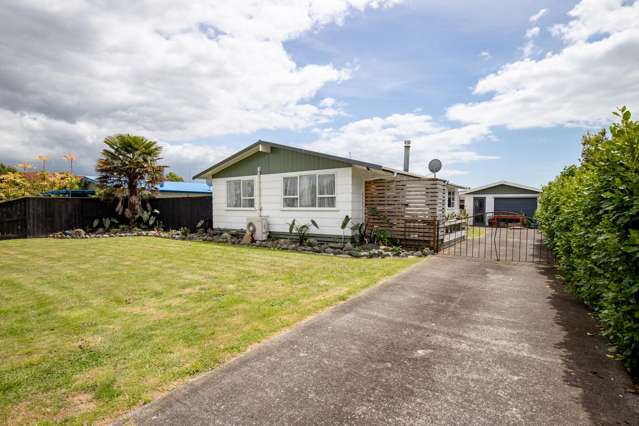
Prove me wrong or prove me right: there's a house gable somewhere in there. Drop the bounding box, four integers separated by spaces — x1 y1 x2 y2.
468 184 539 195
212 146 353 178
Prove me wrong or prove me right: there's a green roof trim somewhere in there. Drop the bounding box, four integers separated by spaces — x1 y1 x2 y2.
212 146 352 178
193 140 386 179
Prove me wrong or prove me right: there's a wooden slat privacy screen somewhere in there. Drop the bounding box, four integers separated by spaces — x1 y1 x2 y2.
364 178 447 249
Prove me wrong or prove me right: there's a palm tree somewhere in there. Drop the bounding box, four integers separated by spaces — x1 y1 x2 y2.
95 134 164 226
37 155 51 172
63 154 76 173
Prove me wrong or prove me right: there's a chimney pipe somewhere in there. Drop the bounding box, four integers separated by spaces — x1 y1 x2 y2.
403 140 411 172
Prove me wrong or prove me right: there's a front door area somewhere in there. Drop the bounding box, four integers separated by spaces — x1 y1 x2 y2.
473 197 486 225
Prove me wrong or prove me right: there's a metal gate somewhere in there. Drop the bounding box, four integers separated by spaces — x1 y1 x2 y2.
439 212 553 264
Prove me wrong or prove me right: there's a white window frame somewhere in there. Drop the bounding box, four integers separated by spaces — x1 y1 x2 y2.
281 173 336 209
226 179 255 209
447 190 456 208
282 176 299 208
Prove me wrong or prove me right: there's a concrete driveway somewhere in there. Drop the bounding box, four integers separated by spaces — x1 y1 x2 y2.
121 257 639 425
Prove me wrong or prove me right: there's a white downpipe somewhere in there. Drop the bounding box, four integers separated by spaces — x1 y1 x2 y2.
257 166 262 217
206 177 214 228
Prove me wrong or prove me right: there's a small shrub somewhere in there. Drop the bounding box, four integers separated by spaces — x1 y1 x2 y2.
340 215 351 245
91 217 119 232
288 219 319 245
371 228 394 246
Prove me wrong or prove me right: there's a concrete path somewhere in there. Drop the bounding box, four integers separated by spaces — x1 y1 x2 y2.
122 257 639 425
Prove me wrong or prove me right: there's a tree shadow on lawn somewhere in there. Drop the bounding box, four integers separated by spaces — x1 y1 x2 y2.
537 265 639 424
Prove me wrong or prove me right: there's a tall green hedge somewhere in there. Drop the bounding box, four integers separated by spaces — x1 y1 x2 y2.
537 107 639 375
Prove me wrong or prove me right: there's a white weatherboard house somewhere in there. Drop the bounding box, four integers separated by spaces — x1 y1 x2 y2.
462 181 541 224
194 140 461 241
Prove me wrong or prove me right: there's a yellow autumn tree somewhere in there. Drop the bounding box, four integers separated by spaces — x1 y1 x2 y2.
0 172 81 201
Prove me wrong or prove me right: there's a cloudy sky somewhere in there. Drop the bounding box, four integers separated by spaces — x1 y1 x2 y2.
1 0 638 186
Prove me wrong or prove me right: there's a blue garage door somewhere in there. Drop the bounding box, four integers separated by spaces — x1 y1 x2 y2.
494 197 537 218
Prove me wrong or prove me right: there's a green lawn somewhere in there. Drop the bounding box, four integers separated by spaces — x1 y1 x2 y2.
466 226 486 239
0 238 418 424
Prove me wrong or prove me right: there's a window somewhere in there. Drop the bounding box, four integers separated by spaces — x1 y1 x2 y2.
283 176 298 207
282 173 335 208
447 190 456 208
226 179 254 208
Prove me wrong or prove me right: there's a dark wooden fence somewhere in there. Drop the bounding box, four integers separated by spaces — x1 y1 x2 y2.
0 197 212 239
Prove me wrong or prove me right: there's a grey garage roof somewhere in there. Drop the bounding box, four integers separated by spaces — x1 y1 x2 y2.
463 180 540 195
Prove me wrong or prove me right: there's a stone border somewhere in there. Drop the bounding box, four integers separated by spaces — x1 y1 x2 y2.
49 229 433 259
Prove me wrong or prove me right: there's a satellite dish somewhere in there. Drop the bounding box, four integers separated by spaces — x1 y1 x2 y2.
428 159 442 177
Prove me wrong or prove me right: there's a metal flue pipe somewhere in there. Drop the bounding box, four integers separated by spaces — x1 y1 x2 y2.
403 140 411 172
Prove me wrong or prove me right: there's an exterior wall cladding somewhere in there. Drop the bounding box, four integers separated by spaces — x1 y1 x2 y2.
212 166 375 237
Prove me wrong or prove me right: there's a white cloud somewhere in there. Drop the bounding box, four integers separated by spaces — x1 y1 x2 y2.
304 113 497 175
525 26 540 39
520 27 541 58
0 110 103 173
0 0 398 175
529 8 548 23
479 51 492 60
550 0 639 43
448 0 639 129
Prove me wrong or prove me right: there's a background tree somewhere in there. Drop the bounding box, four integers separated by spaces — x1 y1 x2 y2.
0 163 16 175
37 155 51 172
95 134 164 226
16 162 33 172
0 172 80 201
63 154 76 173
165 171 184 182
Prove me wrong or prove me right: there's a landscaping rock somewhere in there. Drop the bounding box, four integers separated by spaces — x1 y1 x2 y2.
47 228 424 260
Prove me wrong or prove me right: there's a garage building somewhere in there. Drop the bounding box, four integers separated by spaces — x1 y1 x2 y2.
461 181 541 225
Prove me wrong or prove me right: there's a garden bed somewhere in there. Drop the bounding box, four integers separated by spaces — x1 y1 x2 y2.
49 228 434 258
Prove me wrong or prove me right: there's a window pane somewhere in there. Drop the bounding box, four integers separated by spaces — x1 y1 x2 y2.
283 198 298 208
318 174 335 196
242 198 255 208
227 181 241 208
283 177 298 196
242 180 254 197
318 196 336 208
299 175 316 207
